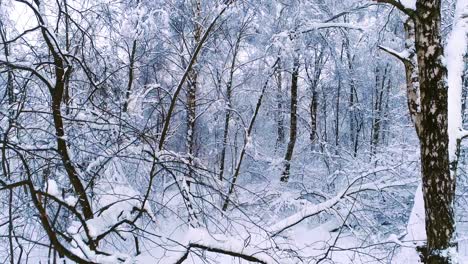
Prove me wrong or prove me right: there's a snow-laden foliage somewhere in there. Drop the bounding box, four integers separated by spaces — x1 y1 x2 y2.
0 0 466 263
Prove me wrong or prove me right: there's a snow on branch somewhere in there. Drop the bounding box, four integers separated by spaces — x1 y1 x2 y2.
301 22 364 33
378 45 412 64
268 166 414 236
171 228 277 264
158 2 234 150
374 0 416 17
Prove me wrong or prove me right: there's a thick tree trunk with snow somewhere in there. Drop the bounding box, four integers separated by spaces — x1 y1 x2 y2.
379 9 459 264
414 1 455 262
378 0 459 261
417 92 454 263
186 0 202 161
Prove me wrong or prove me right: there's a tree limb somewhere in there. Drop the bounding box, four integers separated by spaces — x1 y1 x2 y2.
374 0 416 18
378 45 412 64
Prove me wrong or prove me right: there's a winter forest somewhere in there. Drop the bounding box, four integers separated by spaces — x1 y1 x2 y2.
0 0 467 263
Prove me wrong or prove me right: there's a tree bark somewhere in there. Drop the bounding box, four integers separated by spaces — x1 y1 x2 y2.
219 31 242 181
280 58 299 182
378 2 457 261
122 40 137 113
183 0 202 227
158 3 231 150
344 39 360 156
52 60 94 220
335 76 341 152
370 64 389 155
310 86 318 145
414 1 455 262
37 17 94 220
275 59 285 149
307 50 323 148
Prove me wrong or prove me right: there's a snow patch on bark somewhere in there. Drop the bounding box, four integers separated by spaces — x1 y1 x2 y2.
400 0 416 10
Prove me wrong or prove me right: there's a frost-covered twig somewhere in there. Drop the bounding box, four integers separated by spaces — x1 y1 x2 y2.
171 228 277 264
301 22 364 33
374 0 416 17
268 166 411 236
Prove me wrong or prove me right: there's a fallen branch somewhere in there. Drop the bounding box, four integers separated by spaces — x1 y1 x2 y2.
268 166 414 236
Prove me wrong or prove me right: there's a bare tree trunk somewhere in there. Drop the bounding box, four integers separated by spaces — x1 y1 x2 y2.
122 40 137 113
222 60 278 210
158 3 231 150
52 61 94 220
36 21 94 220
344 39 360 156
62 0 71 114
307 50 323 148
381 74 392 145
186 0 201 159
186 69 197 163
183 0 202 227
321 89 328 143
310 87 318 144
187 1 202 154
335 76 341 154
280 57 299 182
275 59 285 150
219 31 242 181
370 64 389 155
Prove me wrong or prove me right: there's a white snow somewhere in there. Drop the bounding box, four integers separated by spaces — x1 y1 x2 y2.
393 184 425 263
302 22 364 32
185 228 277 264
447 0 468 165
400 0 416 10
64 195 78 207
46 179 60 197
269 166 415 236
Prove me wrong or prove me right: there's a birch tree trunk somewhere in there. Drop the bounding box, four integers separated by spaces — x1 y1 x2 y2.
186 0 202 180
414 1 455 261
378 1 457 262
